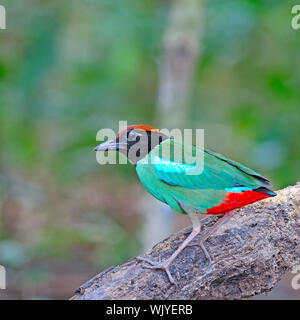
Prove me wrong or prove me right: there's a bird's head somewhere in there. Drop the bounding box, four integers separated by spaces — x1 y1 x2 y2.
94 125 169 164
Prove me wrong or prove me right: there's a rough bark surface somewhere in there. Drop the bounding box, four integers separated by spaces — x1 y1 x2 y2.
71 184 300 300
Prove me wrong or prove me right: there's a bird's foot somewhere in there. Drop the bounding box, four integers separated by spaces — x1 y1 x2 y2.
187 241 213 265
173 232 212 265
136 255 177 286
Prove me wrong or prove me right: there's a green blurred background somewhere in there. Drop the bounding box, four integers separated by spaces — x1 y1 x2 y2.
0 0 299 299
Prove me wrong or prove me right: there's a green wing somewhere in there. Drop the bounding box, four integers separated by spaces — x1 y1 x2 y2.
136 139 272 214
204 148 272 188
150 139 272 190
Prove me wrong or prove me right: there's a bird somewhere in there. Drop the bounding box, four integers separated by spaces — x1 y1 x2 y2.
94 124 276 285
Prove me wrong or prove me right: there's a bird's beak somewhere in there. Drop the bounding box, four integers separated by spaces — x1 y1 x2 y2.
93 139 118 152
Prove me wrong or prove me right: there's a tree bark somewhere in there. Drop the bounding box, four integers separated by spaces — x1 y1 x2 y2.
71 183 300 300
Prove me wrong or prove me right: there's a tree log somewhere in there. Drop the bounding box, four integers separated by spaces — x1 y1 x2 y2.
71 183 300 300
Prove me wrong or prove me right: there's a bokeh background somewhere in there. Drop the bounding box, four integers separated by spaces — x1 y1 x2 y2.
0 0 299 299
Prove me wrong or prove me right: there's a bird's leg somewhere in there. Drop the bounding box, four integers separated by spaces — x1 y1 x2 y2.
188 211 234 262
136 212 201 285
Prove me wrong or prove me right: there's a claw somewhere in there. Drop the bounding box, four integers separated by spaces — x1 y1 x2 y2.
136 255 161 265
165 267 177 287
136 255 178 286
187 241 213 265
199 242 213 265
144 262 177 286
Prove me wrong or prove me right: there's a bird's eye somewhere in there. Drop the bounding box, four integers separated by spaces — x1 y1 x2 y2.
128 131 137 139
